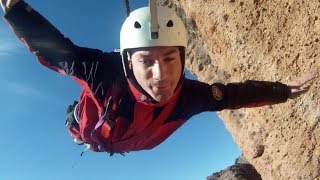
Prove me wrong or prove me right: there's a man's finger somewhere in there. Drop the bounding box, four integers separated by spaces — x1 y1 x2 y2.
288 73 316 87
2 0 8 5
299 74 316 85
289 88 310 99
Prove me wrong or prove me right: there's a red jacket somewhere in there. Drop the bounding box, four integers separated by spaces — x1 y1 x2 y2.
4 1 291 154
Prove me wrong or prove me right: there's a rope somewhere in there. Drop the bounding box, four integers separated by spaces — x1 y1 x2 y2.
123 0 130 17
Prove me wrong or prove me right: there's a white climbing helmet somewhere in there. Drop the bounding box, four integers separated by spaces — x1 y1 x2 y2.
120 5 187 54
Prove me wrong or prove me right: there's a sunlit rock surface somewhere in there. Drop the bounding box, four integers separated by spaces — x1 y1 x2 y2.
159 0 320 179
207 155 262 180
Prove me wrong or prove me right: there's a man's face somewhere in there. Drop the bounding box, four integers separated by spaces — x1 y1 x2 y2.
128 46 182 102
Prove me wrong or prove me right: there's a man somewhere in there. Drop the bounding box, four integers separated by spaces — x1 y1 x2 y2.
1 0 313 155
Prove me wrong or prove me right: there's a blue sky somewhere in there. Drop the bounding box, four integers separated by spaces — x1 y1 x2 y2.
0 1 240 179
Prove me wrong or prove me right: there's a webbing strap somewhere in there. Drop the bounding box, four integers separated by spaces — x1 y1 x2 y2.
90 84 123 152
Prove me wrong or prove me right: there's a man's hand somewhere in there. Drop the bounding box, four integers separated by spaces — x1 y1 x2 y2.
1 0 20 13
287 72 317 99
0 0 8 13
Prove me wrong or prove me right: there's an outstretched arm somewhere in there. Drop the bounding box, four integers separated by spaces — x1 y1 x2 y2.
213 73 316 109
1 1 122 97
175 79 289 120
220 72 315 109
180 76 310 119
2 0 93 75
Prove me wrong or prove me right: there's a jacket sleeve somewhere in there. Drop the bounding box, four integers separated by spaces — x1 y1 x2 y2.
179 79 291 119
214 80 291 109
3 1 121 96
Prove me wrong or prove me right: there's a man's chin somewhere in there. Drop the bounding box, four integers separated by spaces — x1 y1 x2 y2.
153 94 173 102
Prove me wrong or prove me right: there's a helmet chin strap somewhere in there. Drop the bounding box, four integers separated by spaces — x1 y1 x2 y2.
121 51 132 78
122 50 149 97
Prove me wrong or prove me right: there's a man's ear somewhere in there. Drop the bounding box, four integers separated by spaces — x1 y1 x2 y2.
128 60 132 70
126 51 132 69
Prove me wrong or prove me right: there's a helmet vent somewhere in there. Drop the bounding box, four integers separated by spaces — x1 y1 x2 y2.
134 21 142 29
167 20 174 27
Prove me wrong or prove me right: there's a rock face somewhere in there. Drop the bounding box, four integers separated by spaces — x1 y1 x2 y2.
159 0 320 179
207 155 262 180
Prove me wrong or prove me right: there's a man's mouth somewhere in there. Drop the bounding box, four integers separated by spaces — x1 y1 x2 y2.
155 85 167 88
153 84 169 91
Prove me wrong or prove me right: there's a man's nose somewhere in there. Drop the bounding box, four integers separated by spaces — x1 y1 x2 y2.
153 63 166 80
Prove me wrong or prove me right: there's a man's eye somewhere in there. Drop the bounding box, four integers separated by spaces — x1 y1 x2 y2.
164 57 175 62
140 59 154 65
